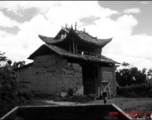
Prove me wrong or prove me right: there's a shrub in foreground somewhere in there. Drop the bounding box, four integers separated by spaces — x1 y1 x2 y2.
0 66 33 117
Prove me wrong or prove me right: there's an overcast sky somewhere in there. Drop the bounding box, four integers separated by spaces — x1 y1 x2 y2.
0 1 152 70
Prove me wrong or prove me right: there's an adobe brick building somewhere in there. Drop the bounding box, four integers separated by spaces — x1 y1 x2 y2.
16 25 119 96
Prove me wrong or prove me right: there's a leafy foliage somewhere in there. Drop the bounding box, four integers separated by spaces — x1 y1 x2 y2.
0 51 32 117
121 62 130 68
115 62 152 98
12 61 25 69
0 66 18 101
116 62 147 87
0 52 7 67
117 83 152 98
0 52 7 62
147 68 152 79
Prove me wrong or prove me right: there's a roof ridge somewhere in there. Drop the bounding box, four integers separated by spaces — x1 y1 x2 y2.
61 27 70 33
80 31 97 39
38 28 112 46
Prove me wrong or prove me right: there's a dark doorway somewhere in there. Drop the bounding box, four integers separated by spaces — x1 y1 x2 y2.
82 64 98 95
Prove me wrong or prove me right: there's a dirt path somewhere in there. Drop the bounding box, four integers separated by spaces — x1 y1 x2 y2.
4 97 152 119
34 97 152 112
35 97 152 118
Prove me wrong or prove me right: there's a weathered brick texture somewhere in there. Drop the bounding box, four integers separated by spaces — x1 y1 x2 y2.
16 54 83 95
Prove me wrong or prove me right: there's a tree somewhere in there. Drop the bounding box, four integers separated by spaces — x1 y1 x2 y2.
122 62 130 68
12 61 25 69
142 68 147 74
0 51 32 117
116 62 132 86
0 66 18 100
141 68 147 83
0 52 6 62
0 52 7 67
116 63 147 87
116 68 131 86
0 51 18 100
147 69 152 79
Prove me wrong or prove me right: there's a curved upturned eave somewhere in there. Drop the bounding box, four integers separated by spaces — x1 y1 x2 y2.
38 34 67 44
38 30 113 47
70 30 113 47
97 37 113 47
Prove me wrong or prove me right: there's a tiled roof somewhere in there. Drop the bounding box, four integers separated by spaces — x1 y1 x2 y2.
38 28 112 47
28 44 119 64
76 31 112 46
38 35 64 44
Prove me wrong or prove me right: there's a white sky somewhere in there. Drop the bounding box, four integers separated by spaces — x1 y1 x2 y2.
0 1 152 70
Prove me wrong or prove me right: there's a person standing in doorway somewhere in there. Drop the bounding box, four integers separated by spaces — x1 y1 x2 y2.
101 80 108 104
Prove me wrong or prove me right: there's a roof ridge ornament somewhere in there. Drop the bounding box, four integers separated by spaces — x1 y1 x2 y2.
65 23 68 28
71 24 73 30
83 28 86 32
75 22 77 31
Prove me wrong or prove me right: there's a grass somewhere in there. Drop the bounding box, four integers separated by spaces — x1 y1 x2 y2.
108 97 152 113
88 97 152 118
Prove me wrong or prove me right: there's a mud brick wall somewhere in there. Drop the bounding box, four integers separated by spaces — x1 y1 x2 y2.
16 67 32 83
16 54 83 95
16 67 33 90
101 67 116 95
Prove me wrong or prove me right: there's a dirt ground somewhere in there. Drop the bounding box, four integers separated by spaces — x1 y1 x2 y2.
2 97 152 119
34 97 152 111
32 97 152 118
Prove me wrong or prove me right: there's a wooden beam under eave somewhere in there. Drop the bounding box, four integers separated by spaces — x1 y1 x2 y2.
69 44 71 53
69 41 72 53
98 48 101 58
72 38 75 54
76 42 78 54
95 48 98 57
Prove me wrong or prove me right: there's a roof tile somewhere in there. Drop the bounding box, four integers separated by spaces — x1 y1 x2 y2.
28 44 119 64
38 28 112 47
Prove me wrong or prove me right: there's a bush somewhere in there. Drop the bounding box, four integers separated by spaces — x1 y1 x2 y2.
0 66 33 117
18 89 33 100
117 83 152 98
0 66 18 101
